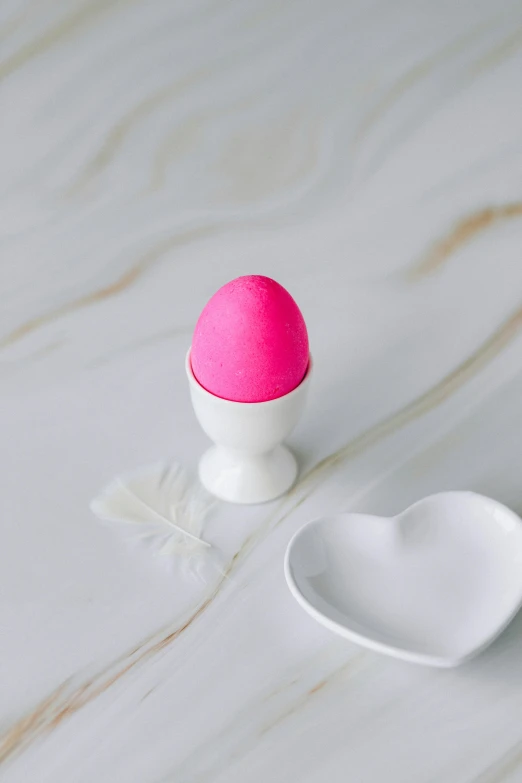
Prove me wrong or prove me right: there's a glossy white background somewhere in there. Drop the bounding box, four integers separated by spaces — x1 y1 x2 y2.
1 0 522 780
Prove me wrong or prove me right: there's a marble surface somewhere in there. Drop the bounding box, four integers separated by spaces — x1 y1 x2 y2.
2 0 522 780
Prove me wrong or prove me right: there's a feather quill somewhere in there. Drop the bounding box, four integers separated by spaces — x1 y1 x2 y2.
90 463 215 568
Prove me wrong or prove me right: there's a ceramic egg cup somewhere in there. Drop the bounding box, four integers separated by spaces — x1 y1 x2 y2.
186 351 311 504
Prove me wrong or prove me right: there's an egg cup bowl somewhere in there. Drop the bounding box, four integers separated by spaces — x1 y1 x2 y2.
186 350 312 504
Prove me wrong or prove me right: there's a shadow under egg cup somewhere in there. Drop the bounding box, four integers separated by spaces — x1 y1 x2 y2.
186 350 312 504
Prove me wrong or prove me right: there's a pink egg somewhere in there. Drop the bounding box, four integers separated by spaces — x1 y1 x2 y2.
191 275 309 403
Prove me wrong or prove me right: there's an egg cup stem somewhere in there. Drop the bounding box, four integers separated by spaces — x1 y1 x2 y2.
198 444 298 504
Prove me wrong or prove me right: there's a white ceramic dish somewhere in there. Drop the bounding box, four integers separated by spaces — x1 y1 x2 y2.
285 492 522 667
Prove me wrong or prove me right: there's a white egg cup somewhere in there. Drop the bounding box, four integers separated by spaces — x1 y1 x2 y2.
186 350 311 504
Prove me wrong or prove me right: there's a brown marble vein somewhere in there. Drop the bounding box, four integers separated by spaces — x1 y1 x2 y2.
352 21 490 153
0 0 46 44
470 24 522 77
150 116 202 191
258 652 368 738
87 325 191 368
471 735 522 783
148 91 259 193
283 299 522 508
0 589 220 766
0 226 213 350
353 23 522 182
405 202 522 281
0 0 133 81
65 69 210 197
0 682 71 765
0 339 64 376
157 651 369 783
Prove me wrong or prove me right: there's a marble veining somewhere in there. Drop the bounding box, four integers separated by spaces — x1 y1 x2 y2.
2 0 522 780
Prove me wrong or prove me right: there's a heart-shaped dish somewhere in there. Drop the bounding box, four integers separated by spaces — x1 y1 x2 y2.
285 492 522 667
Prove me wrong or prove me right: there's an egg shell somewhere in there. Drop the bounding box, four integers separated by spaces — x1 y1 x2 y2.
191 275 309 403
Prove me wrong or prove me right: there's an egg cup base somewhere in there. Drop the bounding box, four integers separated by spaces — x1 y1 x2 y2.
198 443 298 504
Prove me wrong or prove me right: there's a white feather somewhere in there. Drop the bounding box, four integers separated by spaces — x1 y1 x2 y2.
90 463 214 565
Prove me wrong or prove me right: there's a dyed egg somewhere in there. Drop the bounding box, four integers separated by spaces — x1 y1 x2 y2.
191 275 309 403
